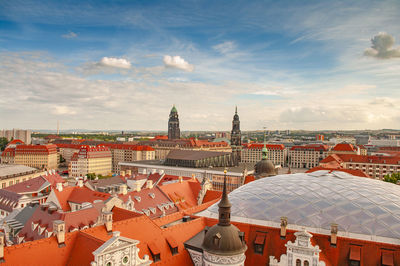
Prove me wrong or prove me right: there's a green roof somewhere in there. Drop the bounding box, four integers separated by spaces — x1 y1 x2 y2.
170 105 177 113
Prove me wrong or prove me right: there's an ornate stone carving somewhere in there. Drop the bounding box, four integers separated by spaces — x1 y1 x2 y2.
203 251 245 265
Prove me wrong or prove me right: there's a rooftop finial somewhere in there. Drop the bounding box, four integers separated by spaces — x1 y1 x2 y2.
235 106 237 114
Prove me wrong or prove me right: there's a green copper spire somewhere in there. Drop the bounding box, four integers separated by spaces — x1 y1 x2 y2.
262 128 268 160
170 104 177 113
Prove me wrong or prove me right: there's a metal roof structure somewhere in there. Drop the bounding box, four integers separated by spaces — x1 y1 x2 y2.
207 171 400 241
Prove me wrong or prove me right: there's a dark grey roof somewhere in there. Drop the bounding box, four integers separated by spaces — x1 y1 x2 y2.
7 204 39 232
87 176 126 189
166 150 230 161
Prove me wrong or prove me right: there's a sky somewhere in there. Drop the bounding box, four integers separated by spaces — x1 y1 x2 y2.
1 0 400 131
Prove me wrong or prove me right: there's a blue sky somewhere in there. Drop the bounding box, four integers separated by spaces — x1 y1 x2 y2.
1 0 400 131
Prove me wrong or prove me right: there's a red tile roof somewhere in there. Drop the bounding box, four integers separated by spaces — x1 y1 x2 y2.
15 144 57 155
306 167 371 178
290 144 329 151
160 179 201 210
8 139 24 145
243 175 256 184
52 186 110 211
18 202 103 241
118 186 179 219
112 206 142 222
243 143 285 150
202 190 222 203
4 176 50 194
332 143 357 152
67 232 104 266
42 173 65 188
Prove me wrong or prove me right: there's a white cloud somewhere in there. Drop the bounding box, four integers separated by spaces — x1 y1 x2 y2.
364 32 400 59
99 57 131 69
52 105 77 115
61 31 77 39
163 55 194 72
213 41 236 54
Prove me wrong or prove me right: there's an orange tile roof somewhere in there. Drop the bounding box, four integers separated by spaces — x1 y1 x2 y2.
67 232 104 266
332 143 357 152
202 190 222 203
112 206 142 222
160 179 201 210
52 186 110 211
291 144 329 151
306 167 370 178
243 143 285 150
243 175 255 185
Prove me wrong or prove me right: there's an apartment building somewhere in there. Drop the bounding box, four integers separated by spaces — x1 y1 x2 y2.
102 143 155 173
241 143 287 166
7 144 58 170
289 144 329 168
69 145 112 178
0 129 31 144
320 154 400 180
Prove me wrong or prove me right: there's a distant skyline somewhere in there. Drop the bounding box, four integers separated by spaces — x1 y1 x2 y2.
1 0 400 131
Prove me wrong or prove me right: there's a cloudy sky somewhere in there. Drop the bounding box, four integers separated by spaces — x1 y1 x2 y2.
1 0 400 131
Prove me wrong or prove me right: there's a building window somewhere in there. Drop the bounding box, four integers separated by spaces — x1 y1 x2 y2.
253 233 266 255
304 261 309 266
349 245 361 266
296 259 301 266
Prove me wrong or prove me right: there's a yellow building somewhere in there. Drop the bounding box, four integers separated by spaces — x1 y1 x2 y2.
69 145 112 178
7 144 58 170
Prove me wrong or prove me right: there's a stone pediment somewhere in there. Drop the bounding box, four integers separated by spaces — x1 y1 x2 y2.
93 233 139 256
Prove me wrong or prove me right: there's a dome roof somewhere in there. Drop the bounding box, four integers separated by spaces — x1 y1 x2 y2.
202 224 247 256
207 171 400 240
254 159 277 177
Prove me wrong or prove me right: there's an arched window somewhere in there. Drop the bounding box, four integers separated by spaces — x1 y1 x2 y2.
296 259 301 266
304 261 309 266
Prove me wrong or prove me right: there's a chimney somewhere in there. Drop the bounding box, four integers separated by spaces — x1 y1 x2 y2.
102 211 113 233
135 182 141 192
126 170 131 176
120 170 126 176
0 232 4 262
192 173 196 180
330 223 338 246
146 180 153 189
179 176 183 183
120 184 127 195
151 169 156 174
77 179 83 187
56 182 63 192
142 169 147 175
53 220 65 247
280 216 288 238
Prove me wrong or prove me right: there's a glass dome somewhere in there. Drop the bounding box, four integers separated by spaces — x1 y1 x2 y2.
208 171 400 239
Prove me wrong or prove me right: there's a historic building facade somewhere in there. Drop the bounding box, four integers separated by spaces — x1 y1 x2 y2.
168 105 180 140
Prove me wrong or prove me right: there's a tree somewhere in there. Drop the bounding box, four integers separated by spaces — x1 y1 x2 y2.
0 137 8 151
86 173 96 180
383 172 400 184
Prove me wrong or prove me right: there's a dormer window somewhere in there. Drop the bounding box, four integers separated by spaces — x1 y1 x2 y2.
134 196 141 202
254 233 266 255
349 245 361 266
148 193 155 199
382 250 394 266
166 236 178 255
148 242 161 262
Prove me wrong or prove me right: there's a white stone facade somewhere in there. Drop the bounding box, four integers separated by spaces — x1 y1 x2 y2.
269 230 325 266
91 231 152 266
203 251 246 266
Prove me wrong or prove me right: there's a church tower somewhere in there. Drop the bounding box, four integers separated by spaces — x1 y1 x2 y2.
168 105 180 140
230 107 241 165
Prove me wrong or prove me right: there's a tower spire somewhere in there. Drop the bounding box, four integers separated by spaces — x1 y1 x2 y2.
218 169 231 226
235 106 237 115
